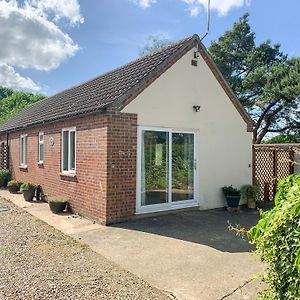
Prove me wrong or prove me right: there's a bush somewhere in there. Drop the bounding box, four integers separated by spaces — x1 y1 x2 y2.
222 185 241 196
47 196 69 203
248 175 300 299
7 180 21 187
20 182 38 190
241 184 259 201
0 169 11 180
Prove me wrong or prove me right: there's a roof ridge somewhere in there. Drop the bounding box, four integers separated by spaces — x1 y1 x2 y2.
0 34 199 133
40 35 196 102
0 33 253 133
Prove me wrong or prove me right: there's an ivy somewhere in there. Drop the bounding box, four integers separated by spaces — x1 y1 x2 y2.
248 175 300 299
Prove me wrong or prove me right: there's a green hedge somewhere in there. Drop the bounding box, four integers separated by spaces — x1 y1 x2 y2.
248 175 300 299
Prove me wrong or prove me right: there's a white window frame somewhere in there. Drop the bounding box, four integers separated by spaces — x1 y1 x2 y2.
20 134 28 168
38 132 44 163
61 127 76 174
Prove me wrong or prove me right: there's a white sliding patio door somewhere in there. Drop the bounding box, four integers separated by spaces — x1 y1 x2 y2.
137 127 197 214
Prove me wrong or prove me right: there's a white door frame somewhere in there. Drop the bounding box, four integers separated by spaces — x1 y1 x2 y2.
136 126 199 214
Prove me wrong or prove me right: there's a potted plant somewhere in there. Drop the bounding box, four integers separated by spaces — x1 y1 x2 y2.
241 184 259 209
21 182 38 202
48 196 68 214
7 180 22 194
222 185 241 208
0 169 11 188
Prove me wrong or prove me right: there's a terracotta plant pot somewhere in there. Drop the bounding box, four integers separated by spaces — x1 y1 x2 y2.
247 198 256 209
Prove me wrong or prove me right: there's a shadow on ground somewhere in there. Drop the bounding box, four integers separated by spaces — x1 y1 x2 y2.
113 208 260 253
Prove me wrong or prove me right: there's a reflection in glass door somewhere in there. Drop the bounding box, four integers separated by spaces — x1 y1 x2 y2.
141 131 169 206
140 128 195 209
172 133 194 202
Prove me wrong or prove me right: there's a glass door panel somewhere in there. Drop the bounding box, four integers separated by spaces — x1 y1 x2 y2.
172 133 194 202
141 130 169 206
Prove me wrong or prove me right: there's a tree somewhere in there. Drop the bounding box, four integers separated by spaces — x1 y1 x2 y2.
209 14 300 144
264 134 300 144
139 35 171 56
0 87 45 124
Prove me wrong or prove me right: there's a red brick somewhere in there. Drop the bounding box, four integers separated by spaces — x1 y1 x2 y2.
0 112 137 225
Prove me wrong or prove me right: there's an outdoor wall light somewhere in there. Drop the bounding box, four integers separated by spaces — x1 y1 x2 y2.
193 105 201 112
49 136 55 146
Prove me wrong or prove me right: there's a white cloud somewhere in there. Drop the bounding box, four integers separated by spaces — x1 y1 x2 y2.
0 1 79 71
182 0 250 16
130 0 250 16
0 64 40 91
0 0 82 91
130 0 156 8
189 6 200 16
28 0 84 25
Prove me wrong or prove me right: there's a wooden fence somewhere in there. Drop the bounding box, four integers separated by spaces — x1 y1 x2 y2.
253 144 300 202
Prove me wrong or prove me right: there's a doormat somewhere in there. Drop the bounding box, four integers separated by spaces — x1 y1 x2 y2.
0 208 10 212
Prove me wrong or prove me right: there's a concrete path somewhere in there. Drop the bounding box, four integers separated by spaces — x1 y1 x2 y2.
0 190 265 300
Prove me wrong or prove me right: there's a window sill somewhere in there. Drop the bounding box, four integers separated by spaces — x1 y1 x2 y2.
19 166 28 171
60 172 77 178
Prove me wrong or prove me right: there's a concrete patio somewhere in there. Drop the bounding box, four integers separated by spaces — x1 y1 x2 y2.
0 190 265 300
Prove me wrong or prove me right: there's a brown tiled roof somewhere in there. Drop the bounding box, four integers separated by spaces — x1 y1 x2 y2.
0 34 254 133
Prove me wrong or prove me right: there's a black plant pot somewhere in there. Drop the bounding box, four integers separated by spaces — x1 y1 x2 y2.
0 179 8 188
225 195 240 208
8 185 19 194
23 188 36 202
257 201 274 210
49 201 67 214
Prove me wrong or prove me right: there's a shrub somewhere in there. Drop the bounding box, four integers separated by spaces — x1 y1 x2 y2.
47 196 69 203
20 182 38 190
7 180 21 187
248 175 300 299
0 169 11 180
222 185 241 196
241 184 259 201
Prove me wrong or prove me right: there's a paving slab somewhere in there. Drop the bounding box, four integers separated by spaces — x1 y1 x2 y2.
0 190 265 300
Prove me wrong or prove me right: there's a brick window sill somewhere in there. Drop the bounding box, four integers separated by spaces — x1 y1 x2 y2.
19 165 28 171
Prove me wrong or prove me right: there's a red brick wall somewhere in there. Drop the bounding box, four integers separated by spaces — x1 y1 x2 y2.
106 113 137 224
0 112 137 225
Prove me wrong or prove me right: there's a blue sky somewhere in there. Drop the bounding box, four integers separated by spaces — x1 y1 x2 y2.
1 0 299 95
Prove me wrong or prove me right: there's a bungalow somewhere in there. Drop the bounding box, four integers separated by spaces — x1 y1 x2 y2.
0 35 254 224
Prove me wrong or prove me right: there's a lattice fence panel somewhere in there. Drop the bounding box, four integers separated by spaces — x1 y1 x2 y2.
253 145 296 202
254 148 275 202
276 150 293 180
0 143 9 170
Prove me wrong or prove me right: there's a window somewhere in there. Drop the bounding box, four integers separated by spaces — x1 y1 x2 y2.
20 135 28 167
62 127 76 173
38 132 44 163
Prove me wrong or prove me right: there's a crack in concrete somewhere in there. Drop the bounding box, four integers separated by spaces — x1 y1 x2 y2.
219 278 254 300
161 289 178 300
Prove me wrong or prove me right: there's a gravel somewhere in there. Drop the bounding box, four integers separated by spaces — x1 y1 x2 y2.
0 198 169 300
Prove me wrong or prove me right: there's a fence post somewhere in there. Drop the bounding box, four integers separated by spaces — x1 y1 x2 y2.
273 149 278 198
289 148 294 174
252 144 256 185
